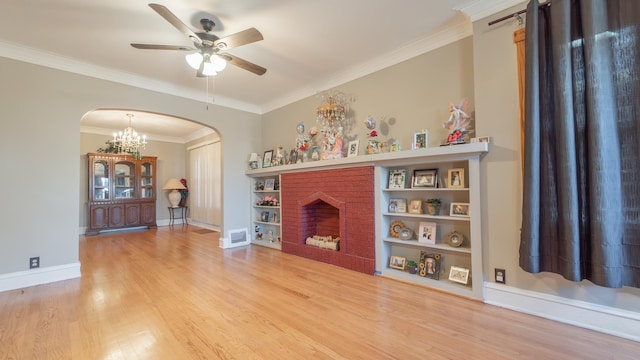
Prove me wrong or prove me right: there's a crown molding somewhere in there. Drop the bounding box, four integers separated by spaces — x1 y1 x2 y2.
80 125 198 144
455 0 526 22
0 40 262 114
261 20 473 113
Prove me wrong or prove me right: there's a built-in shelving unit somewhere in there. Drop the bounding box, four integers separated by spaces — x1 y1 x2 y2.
250 177 282 250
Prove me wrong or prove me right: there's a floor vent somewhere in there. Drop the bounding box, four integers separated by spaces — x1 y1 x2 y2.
220 228 250 249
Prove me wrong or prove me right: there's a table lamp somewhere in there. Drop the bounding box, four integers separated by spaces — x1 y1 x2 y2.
162 178 186 207
248 153 259 169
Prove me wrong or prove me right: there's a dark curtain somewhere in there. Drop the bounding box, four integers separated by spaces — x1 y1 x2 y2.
520 0 640 288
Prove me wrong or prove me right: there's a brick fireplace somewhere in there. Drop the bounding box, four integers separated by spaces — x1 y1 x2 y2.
281 166 375 274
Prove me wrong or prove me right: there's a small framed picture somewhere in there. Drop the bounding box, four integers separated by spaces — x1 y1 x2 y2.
264 178 276 191
418 221 437 245
289 149 298 164
262 150 273 168
347 140 359 157
390 143 400 152
413 130 429 149
408 199 422 214
388 169 406 189
448 168 465 188
450 202 470 217
419 252 441 279
447 231 465 247
389 220 405 238
389 256 406 270
412 168 438 188
260 211 270 222
389 198 407 213
449 266 470 284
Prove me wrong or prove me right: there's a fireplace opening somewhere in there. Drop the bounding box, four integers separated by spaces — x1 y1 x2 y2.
301 199 341 251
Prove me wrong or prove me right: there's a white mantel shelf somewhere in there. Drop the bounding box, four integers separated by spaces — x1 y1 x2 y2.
245 142 489 177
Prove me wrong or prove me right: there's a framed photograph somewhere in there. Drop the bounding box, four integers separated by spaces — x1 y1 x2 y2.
388 169 406 189
413 130 429 149
289 149 298 164
418 221 437 245
260 211 270 222
448 168 465 188
447 231 464 247
264 178 276 191
419 252 441 279
262 150 273 168
388 198 407 213
449 266 470 284
347 140 359 157
412 168 438 188
389 255 406 270
390 143 400 152
450 202 470 217
408 199 422 214
389 220 405 238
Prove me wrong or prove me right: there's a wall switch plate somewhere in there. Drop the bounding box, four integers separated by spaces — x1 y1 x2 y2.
495 268 505 284
30 257 40 269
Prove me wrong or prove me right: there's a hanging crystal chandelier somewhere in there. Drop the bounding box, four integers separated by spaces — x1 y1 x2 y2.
317 94 346 129
110 113 147 159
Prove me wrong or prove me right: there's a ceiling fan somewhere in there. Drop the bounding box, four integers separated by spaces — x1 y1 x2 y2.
131 3 266 77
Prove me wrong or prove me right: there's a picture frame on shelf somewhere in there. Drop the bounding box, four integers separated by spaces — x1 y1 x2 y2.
388 169 406 189
389 220 405 238
397 227 413 240
412 168 438 188
289 149 298 164
448 168 465 188
264 178 276 191
418 221 437 245
419 252 441 279
389 256 406 270
446 231 464 247
449 266 470 284
450 202 470 217
260 211 270 222
347 140 359 157
388 198 407 213
262 150 273 168
413 130 429 149
408 199 422 214
390 143 400 152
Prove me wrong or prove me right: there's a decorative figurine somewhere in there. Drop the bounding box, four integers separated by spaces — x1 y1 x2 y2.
442 99 472 145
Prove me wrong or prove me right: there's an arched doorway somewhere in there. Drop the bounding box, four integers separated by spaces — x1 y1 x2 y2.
79 108 222 233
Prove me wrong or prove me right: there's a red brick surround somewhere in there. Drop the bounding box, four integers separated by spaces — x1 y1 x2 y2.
281 166 375 274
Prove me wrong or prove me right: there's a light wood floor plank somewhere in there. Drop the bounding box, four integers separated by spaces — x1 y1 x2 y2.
0 226 638 359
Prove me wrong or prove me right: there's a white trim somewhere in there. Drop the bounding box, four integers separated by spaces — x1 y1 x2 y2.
187 138 221 151
484 282 640 342
455 0 526 22
0 263 81 293
80 125 188 144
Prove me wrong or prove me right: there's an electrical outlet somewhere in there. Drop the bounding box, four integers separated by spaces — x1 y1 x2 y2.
495 268 506 284
30 257 40 269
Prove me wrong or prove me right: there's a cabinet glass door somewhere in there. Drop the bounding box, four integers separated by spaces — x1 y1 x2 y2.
140 162 154 198
114 161 136 199
93 161 110 200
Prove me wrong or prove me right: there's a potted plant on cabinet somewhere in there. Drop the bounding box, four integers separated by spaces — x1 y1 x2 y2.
406 260 418 274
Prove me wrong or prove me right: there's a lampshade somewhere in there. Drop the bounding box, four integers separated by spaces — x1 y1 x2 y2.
249 153 259 162
202 61 217 76
162 178 186 190
185 52 203 70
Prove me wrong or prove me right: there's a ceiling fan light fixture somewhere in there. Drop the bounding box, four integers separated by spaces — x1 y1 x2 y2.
210 54 227 72
185 52 203 69
202 61 218 76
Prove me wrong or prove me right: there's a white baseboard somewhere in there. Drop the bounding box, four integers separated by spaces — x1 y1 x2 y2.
484 282 640 342
0 262 81 293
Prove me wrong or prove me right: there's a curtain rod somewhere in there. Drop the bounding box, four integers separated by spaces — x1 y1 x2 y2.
487 0 550 26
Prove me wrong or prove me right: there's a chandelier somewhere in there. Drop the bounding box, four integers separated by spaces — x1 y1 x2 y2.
110 113 147 159
317 95 346 129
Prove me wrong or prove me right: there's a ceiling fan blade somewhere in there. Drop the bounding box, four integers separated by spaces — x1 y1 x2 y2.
131 43 194 51
149 3 203 46
213 28 263 51
224 54 267 76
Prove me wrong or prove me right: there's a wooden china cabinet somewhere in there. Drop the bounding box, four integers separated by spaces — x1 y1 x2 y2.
86 153 157 235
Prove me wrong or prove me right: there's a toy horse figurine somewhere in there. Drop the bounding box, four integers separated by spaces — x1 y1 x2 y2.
442 99 471 144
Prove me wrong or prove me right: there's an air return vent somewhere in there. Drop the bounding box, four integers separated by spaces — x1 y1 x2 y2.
219 228 250 249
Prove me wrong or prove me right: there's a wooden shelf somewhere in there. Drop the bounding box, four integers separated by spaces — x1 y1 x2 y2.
382 238 470 254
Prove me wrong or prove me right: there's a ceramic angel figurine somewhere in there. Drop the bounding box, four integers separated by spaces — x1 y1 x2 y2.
442 99 472 144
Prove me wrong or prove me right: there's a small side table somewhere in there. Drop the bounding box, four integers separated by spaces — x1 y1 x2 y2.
168 206 188 226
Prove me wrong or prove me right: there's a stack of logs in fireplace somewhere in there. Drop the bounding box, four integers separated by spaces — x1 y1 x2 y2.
305 235 340 251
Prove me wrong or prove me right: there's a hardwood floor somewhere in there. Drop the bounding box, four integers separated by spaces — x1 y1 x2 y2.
0 226 637 359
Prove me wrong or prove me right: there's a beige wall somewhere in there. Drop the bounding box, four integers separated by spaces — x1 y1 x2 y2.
0 56 260 275
262 37 475 153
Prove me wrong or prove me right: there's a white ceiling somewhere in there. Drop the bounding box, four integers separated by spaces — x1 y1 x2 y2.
0 0 517 141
